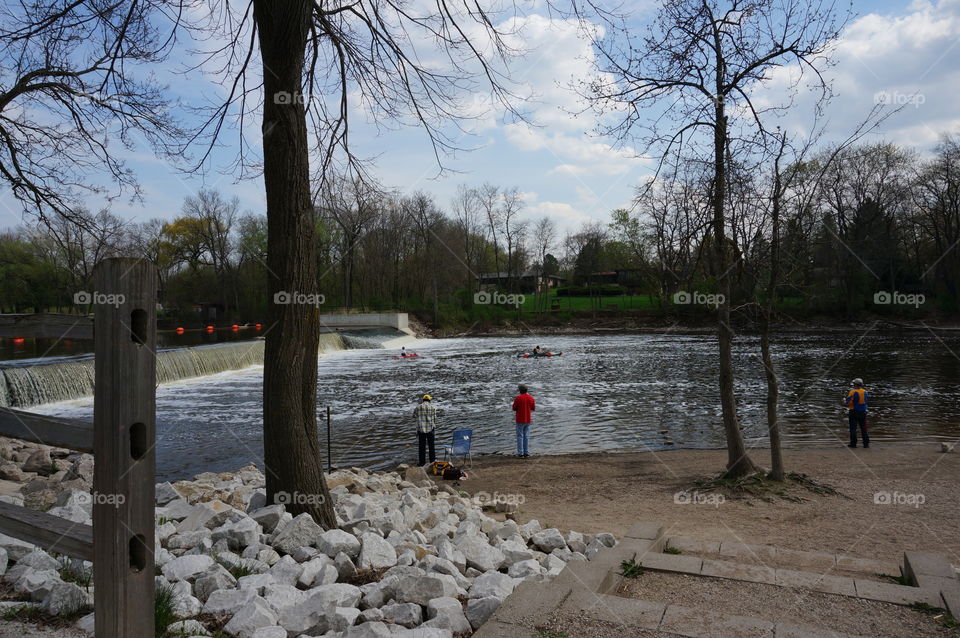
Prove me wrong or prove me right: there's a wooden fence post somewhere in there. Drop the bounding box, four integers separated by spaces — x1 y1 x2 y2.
92 258 156 637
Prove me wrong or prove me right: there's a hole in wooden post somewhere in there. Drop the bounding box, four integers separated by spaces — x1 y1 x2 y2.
130 422 147 460
129 534 147 572
130 308 147 344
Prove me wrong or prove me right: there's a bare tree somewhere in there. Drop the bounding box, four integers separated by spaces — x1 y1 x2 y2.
0 0 183 222
186 1 525 524
575 0 849 477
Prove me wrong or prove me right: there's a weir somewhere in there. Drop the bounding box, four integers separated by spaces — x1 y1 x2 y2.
0 330 403 409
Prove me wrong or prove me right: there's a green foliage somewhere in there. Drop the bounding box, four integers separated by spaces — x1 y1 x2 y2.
1 604 44 622
535 630 569 638
620 558 644 578
555 284 627 297
910 602 960 629
57 557 93 589
155 584 178 635
663 546 683 555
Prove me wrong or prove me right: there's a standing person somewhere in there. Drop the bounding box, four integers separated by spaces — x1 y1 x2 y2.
414 394 438 465
843 378 869 448
512 384 535 458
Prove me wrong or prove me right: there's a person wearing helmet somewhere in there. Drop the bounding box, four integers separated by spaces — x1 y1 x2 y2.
414 394 439 465
843 378 869 448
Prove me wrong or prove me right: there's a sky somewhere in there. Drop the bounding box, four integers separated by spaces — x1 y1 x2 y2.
1 0 958 234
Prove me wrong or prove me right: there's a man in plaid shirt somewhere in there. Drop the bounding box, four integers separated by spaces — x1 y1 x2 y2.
413 394 438 466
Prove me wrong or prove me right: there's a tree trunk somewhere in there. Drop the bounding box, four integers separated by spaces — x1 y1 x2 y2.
255 0 335 528
713 98 758 478
764 142 785 481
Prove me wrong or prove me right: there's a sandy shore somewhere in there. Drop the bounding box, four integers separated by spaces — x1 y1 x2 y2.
449 443 960 564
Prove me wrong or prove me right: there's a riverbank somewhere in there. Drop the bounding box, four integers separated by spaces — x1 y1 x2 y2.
449 443 960 564
432 313 960 337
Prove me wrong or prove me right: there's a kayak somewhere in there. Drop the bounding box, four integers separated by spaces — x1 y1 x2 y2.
392 353 420 359
516 352 563 358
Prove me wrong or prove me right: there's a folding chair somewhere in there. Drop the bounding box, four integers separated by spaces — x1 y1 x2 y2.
442 428 473 469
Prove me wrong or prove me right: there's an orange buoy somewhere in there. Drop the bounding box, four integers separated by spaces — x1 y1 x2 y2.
175 327 185 335
12 337 25 344
231 324 239 331
206 325 214 333
255 323 262 330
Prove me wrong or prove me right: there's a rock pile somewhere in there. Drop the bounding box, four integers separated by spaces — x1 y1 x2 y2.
0 439 617 637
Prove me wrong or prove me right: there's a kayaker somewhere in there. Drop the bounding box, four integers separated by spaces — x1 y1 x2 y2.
533 346 543 355
401 346 409 357
842 378 869 448
413 394 438 465
512 384 535 458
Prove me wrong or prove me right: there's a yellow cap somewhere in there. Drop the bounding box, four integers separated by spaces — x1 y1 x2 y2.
422 394 432 401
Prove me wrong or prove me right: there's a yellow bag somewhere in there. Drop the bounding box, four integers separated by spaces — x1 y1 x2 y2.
429 461 451 476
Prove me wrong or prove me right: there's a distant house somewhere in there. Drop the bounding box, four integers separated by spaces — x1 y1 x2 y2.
477 271 565 294
191 302 225 321
589 269 646 287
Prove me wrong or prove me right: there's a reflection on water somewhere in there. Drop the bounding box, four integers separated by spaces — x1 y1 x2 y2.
29 332 960 481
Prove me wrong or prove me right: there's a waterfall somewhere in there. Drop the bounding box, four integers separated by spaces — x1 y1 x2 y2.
0 330 384 408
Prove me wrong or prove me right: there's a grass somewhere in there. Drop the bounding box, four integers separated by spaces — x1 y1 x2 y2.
620 558 644 579
343 567 387 586
535 630 569 638
2 605 44 622
663 546 683 555
58 557 93 589
155 584 178 636
1 601 91 626
910 602 960 630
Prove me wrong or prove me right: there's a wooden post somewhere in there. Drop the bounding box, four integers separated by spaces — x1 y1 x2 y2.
92 258 156 638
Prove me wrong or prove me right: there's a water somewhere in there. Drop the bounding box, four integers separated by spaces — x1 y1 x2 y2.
27 332 960 481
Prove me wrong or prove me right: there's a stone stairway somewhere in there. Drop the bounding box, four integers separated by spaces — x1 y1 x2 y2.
473 522 960 638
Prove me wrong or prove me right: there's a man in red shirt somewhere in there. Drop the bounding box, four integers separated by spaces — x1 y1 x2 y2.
512 384 535 458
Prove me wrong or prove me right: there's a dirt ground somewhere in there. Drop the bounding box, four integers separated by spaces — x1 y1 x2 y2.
451 442 960 565
617 571 955 637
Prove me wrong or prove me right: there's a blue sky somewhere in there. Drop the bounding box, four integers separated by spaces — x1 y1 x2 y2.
1 0 957 234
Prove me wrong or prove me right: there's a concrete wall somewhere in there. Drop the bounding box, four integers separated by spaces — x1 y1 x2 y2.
319 312 410 332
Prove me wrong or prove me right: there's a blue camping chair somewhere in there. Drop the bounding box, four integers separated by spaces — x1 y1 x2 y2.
443 429 473 469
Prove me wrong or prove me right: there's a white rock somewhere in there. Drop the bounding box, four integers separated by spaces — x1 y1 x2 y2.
0 547 7 576
335 551 358 580
267 555 302 586
14 569 62 601
166 620 210 636
222 596 278 638
0 532 35 561
256 548 281 566
595 532 617 547
543 553 566 575
250 627 286 638
76 611 95 635
297 555 334 587
469 571 518 600
499 540 535 566
517 519 541 540
360 608 384 622
465 596 501 630
424 596 472 634
156 498 196 521
584 538 605 559
453 535 504 572
343 621 393 638
249 505 286 534
392 574 458 606
202 587 259 615
269 513 321 555
162 554 214 582
530 528 566 553
381 601 423 628
358 533 398 570
330 605 362 632
171 592 203 618
155 482 181 506
40 582 89 615
262 583 306 614
317 528 361 558
238 573 276 593
508 559 543 579
211 516 261 550
17 549 60 572
193 564 237 602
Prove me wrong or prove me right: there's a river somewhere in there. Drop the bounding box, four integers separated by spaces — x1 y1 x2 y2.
27 331 960 481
